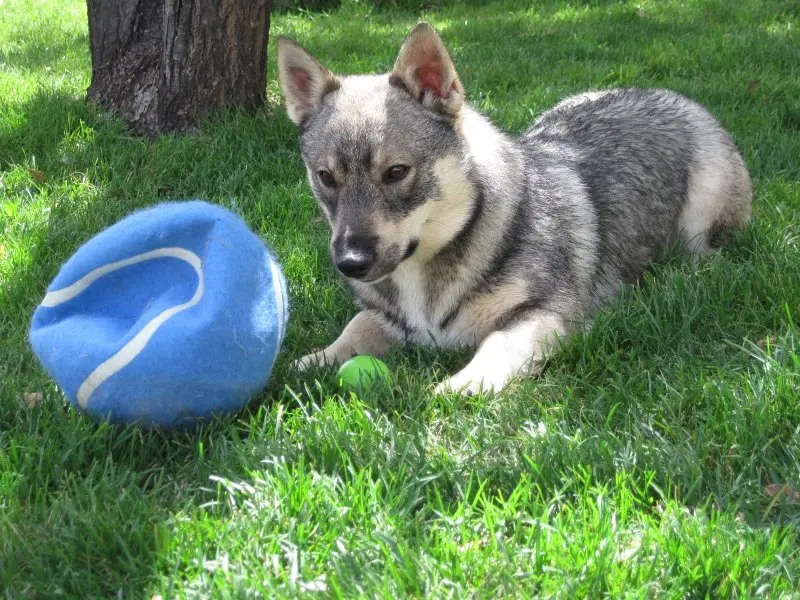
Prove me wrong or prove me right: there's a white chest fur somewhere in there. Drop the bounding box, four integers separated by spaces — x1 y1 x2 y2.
390 259 451 346
387 259 529 349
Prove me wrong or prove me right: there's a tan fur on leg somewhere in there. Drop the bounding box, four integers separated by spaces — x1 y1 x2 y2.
435 312 566 395
294 310 393 371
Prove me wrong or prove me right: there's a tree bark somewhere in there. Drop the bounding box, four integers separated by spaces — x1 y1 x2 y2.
86 0 270 137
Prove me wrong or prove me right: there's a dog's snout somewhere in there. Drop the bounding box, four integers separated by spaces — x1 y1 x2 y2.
333 233 377 280
336 253 374 279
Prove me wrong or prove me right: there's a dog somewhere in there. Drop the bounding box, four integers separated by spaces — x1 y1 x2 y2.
277 22 752 394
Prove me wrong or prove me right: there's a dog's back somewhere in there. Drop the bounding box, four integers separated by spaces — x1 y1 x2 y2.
518 88 752 310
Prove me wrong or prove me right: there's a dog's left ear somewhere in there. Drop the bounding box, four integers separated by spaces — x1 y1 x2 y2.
391 22 464 117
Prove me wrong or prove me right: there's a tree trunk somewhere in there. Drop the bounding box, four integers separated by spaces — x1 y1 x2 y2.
86 0 270 137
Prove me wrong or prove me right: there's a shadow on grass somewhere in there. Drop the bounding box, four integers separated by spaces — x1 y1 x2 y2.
0 90 310 595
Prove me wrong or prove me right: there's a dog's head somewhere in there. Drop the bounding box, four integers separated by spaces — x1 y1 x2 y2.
277 23 471 282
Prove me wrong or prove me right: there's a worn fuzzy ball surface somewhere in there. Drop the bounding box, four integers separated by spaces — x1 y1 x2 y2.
29 200 288 428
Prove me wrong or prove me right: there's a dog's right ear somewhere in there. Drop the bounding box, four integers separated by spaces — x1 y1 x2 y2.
277 37 340 125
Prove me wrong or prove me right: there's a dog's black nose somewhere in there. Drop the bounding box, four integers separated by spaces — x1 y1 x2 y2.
333 232 377 280
335 251 375 279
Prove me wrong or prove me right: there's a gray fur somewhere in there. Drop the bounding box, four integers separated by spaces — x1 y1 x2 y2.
278 24 752 393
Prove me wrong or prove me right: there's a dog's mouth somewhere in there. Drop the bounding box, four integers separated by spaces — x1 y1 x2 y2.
360 273 390 284
401 239 419 261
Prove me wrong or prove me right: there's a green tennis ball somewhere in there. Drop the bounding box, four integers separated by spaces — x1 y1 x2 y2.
337 355 391 391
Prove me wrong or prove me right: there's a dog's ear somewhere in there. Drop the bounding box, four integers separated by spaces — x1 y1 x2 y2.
277 37 340 125
390 22 464 117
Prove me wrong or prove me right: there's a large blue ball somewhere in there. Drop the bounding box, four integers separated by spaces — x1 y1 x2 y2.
29 201 288 428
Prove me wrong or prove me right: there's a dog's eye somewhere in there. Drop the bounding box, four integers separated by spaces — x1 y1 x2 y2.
383 164 410 184
318 170 337 188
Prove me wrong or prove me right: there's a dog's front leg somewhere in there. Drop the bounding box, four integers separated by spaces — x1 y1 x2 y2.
294 310 393 371
435 311 567 395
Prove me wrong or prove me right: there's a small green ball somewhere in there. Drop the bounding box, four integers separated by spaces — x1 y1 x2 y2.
337 355 391 391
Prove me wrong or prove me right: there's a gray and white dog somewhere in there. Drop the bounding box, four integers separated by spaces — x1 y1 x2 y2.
277 22 752 394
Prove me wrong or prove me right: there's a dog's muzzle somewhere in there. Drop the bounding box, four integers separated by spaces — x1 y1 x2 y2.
332 233 377 280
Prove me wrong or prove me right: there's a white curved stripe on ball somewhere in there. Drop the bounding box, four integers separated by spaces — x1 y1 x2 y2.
40 247 205 408
269 259 286 345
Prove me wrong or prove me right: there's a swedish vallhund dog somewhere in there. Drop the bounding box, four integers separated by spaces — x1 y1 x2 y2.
277 23 752 394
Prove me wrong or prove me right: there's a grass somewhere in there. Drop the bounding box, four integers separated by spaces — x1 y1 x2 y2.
1 0 799 596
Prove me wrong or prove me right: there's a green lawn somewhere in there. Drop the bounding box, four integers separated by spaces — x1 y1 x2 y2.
2 0 799 596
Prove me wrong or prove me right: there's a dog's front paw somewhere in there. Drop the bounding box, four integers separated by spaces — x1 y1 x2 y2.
292 350 333 372
434 368 508 396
